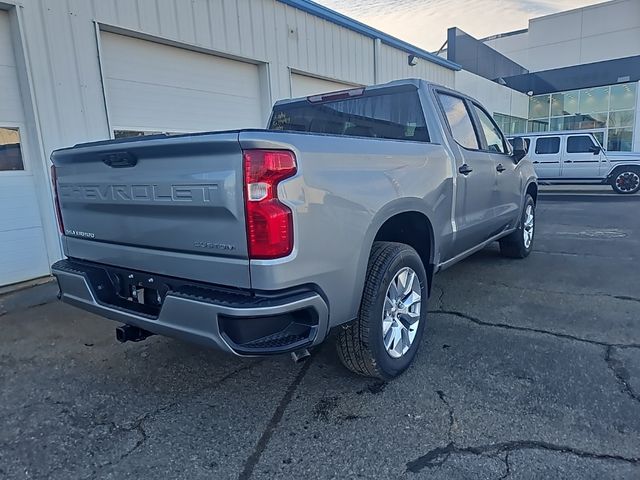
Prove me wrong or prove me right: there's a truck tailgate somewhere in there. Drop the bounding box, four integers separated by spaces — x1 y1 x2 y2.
51 132 250 287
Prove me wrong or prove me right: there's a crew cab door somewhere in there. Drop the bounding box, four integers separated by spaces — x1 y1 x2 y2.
436 92 499 257
469 103 521 230
561 134 603 178
531 136 562 179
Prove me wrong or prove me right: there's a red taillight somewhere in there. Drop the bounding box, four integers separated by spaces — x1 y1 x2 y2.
243 149 297 259
51 164 64 234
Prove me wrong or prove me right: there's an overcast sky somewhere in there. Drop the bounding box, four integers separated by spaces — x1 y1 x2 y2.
315 0 605 51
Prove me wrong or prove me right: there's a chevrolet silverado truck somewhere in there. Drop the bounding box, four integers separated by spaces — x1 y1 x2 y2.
509 131 640 194
51 79 537 379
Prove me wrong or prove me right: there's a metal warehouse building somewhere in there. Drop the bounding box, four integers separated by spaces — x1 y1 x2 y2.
0 0 461 287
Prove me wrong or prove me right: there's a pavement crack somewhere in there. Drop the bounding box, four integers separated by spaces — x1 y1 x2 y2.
430 309 640 350
237 359 313 480
473 280 640 304
531 249 636 260
83 402 177 478
613 295 640 304
212 361 263 388
498 452 511 480
436 390 455 441
406 440 640 473
605 346 640 405
118 402 176 459
431 285 445 310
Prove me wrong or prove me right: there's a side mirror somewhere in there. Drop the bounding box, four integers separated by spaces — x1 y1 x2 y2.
511 137 527 163
589 145 601 155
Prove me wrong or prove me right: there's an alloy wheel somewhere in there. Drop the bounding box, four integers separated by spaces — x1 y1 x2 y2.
615 172 640 193
382 267 422 358
523 204 534 249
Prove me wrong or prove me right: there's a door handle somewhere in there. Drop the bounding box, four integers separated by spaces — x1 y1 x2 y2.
458 164 473 175
532 161 540 164
496 163 506 173
101 151 138 168
565 160 573 163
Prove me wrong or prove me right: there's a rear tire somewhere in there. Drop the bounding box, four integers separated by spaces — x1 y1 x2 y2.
336 242 428 380
499 194 535 259
610 168 640 194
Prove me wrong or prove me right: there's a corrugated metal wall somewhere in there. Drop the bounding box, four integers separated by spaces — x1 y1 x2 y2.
377 44 454 87
19 0 454 149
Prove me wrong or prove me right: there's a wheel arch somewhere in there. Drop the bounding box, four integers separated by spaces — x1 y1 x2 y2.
348 201 437 326
606 163 640 180
525 181 538 204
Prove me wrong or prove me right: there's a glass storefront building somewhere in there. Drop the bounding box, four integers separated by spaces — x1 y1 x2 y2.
495 82 637 151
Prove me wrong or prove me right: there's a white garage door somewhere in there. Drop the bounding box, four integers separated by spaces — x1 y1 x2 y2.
291 73 358 98
101 32 264 136
0 12 50 286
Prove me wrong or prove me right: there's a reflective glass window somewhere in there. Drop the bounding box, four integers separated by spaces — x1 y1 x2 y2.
610 83 636 111
0 127 24 171
535 137 560 154
529 95 551 119
473 104 506 153
437 94 479 149
551 90 579 116
567 135 596 153
608 128 634 151
608 110 635 128
579 86 609 114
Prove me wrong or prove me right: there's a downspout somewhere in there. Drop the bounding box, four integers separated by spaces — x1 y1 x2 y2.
373 38 382 85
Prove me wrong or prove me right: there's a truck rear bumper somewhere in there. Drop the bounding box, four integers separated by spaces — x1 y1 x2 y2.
52 259 329 356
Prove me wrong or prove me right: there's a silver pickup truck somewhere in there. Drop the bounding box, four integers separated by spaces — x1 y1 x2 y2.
51 79 537 379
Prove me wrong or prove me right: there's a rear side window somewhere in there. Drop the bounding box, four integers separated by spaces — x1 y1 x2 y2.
269 90 429 142
535 137 560 154
567 135 595 153
437 93 479 149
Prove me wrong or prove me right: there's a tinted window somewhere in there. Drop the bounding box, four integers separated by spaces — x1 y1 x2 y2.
567 135 595 153
473 104 506 153
269 90 429 142
535 137 560 155
508 138 531 152
437 93 479 149
0 127 24 171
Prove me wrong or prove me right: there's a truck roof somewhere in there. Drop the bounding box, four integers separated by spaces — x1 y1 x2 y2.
512 130 605 138
273 78 445 107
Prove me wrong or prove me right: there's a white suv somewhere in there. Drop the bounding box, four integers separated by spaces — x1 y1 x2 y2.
510 131 640 194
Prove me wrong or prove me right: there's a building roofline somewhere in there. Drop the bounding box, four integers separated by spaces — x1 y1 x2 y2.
480 28 529 43
276 0 461 71
529 0 622 23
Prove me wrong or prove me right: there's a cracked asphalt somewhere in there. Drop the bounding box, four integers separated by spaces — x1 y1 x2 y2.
1 192 639 479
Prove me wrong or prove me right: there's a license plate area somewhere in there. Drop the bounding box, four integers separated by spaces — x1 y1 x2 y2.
111 272 166 316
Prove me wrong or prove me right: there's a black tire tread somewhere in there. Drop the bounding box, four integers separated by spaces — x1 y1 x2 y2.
499 194 535 259
336 241 410 379
610 166 640 195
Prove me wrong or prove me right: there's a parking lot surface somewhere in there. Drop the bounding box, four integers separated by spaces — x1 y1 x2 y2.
1 192 639 480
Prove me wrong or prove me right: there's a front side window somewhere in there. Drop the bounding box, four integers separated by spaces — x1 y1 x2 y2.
567 135 596 153
269 89 429 142
437 93 479 149
535 137 560 155
473 104 507 153
0 127 24 171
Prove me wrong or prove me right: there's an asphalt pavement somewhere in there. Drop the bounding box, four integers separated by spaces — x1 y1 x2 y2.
1 191 639 479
